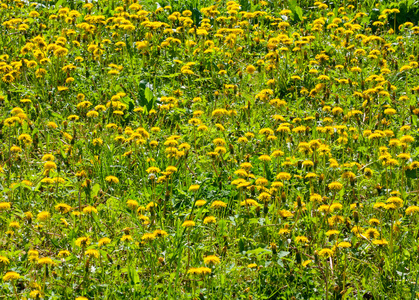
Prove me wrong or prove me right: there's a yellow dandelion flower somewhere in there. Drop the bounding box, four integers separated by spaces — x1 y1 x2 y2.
203 216 217 224
210 201 227 209
328 182 343 191
0 256 10 265
98 237 111 247
3 271 20 281
182 220 196 228
37 257 54 265
195 200 207 207
337 242 351 248
37 211 50 221
85 249 100 259
318 248 334 258
204 255 220 265
75 237 91 247
0 202 11 211
105 175 119 184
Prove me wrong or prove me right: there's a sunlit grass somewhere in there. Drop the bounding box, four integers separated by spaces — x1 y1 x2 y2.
0 0 419 299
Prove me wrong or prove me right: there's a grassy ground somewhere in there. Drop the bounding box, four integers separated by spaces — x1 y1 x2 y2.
1 0 419 299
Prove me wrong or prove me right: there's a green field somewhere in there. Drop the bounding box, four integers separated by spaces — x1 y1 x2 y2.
1 0 419 299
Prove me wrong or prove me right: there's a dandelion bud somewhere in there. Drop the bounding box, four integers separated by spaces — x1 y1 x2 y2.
82 179 91 188
376 184 383 195
255 205 261 217
223 235 228 245
85 258 90 273
353 211 359 224
297 196 302 208
334 285 341 292
281 191 286 202
107 253 113 263
296 252 301 264
222 245 227 256
270 243 277 255
345 217 352 230
318 173 324 184
263 202 268 214
229 144 234 154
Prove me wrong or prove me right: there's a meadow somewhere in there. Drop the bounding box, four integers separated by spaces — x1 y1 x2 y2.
1 0 419 298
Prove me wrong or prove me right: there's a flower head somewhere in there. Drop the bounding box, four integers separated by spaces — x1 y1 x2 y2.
318 248 334 258
182 220 195 228
204 255 220 265
3 271 20 282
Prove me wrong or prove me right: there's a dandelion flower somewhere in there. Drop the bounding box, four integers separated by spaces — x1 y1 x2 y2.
121 235 133 242
276 172 291 180
325 230 339 237
182 220 196 228
198 267 212 275
83 206 98 214
337 242 351 248
328 182 343 191
0 202 11 211
37 257 54 265
246 65 256 74
318 248 334 258
406 206 419 215
302 260 312 267
204 255 220 265
153 229 168 237
55 203 72 214
141 233 156 242
85 249 100 259
3 271 20 281
37 211 50 221
189 184 200 192
386 197 403 208
98 237 111 247
295 236 308 243
195 200 207 207
372 239 388 246
58 250 71 257
187 267 199 275
126 200 139 210
105 176 119 184
0 255 10 266
75 237 91 247
364 228 380 240
210 201 227 209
